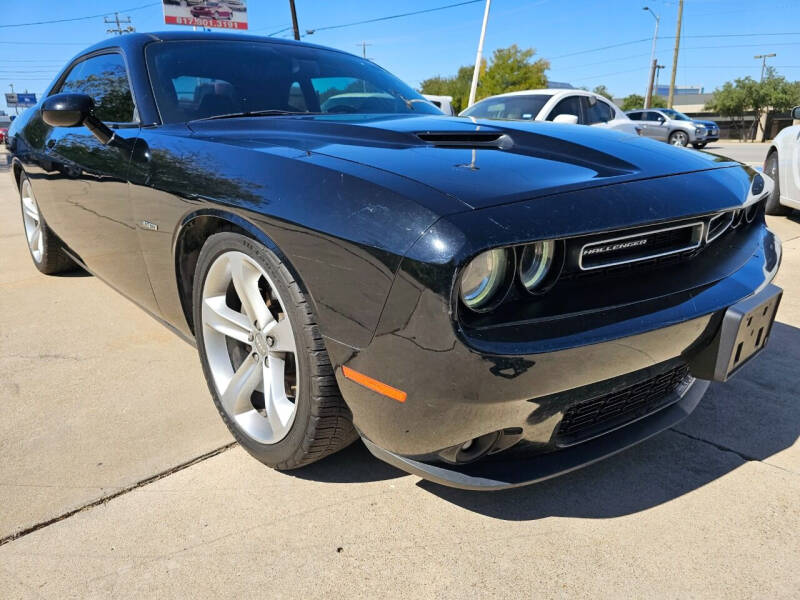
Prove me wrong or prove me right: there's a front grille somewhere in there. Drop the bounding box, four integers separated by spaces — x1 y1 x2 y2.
579 222 704 270
556 364 691 445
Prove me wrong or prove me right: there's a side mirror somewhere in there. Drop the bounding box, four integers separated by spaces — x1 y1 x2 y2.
553 114 579 125
41 92 115 145
792 106 800 120
41 93 94 128
657 116 666 123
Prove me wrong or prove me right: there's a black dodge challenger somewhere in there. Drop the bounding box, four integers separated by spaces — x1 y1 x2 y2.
8 32 783 490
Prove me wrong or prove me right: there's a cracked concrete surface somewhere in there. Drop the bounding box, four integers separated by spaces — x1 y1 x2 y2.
1 143 799 598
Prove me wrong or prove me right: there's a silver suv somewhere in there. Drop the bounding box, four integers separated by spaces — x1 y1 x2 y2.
626 108 710 148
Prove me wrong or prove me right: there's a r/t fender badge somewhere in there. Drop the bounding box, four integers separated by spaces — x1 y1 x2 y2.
141 220 158 231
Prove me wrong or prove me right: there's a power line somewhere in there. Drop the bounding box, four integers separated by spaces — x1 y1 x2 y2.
550 31 800 61
303 0 484 35
0 2 158 29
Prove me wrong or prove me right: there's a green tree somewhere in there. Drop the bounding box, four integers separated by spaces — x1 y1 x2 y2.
706 68 800 140
420 45 547 112
480 45 548 99
620 93 667 111
420 64 478 114
592 85 613 100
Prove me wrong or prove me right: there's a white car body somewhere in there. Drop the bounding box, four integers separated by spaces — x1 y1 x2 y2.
766 108 800 211
422 94 454 115
460 89 639 135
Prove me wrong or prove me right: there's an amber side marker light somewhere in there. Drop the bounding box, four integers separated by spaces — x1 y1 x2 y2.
342 366 407 403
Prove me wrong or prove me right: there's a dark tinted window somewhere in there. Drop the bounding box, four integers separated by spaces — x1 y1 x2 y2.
627 111 642 121
58 53 135 123
461 94 552 120
146 40 441 123
546 96 582 122
583 97 614 124
645 111 664 121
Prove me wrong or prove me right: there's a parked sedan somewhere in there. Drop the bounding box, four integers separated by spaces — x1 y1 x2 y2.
190 2 232 20
460 89 640 136
8 32 782 490
764 106 800 215
627 108 710 148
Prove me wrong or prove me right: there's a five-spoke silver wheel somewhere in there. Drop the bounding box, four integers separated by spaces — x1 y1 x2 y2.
670 131 688 147
201 250 299 444
21 178 43 263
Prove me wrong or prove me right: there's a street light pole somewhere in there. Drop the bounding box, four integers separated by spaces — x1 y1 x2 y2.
468 0 491 108
643 6 660 109
754 53 776 82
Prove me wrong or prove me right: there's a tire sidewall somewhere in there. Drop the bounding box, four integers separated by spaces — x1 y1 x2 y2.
193 232 314 466
670 131 688 146
764 153 787 216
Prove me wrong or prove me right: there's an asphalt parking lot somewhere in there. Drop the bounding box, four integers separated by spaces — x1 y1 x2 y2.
1 141 798 598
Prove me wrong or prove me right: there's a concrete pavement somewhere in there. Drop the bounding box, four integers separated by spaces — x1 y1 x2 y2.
1 146 798 598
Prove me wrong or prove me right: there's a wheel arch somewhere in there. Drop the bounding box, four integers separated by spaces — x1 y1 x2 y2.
173 209 315 336
11 157 25 189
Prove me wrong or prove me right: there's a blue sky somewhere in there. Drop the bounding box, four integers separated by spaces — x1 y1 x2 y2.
2 0 799 114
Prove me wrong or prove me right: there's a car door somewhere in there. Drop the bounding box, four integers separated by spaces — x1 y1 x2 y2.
544 95 583 124
40 51 160 315
643 111 669 141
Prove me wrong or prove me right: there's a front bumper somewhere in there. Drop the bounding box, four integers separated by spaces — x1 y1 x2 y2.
328 218 781 489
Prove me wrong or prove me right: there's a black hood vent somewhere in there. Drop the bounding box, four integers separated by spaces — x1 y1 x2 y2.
416 131 512 149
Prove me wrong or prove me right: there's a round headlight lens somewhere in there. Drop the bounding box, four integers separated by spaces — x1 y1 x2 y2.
519 240 555 292
460 249 509 310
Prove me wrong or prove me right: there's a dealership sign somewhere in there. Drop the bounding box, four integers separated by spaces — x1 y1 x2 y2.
163 0 248 30
5 93 37 107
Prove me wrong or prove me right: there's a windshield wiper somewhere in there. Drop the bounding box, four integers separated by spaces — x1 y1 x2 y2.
191 110 319 122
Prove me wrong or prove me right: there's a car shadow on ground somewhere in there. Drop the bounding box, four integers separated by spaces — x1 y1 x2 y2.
293 322 800 519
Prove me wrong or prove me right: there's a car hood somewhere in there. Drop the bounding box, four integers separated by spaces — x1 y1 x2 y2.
188 114 741 212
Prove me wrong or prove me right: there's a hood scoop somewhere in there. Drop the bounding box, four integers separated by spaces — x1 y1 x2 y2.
415 131 513 149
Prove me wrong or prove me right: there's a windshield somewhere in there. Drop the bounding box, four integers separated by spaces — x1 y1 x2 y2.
660 108 692 121
146 40 442 124
461 94 553 120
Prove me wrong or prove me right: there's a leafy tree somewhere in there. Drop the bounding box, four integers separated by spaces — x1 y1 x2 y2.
592 85 613 100
706 68 800 140
420 64 478 114
420 45 547 112
620 93 667 111
480 45 548 99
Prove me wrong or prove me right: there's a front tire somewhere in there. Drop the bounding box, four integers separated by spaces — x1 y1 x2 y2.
18 173 75 274
692 142 707 149
764 151 790 216
193 232 357 470
669 131 689 147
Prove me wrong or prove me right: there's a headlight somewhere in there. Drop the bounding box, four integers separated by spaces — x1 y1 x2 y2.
695 127 705 135
519 240 555 293
460 248 509 311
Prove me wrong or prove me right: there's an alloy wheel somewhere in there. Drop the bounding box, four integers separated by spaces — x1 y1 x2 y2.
671 132 688 146
201 250 299 444
21 179 43 263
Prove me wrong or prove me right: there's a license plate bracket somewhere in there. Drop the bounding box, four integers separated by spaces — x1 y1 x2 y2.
688 284 782 382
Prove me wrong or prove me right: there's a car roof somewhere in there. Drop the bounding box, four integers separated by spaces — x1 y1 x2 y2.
70 31 353 64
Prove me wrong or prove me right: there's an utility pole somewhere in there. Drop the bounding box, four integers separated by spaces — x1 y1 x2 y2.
289 0 300 41
667 0 683 108
9 83 17 116
643 6 660 109
754 53 776 82
104 12 134 35
468 0 491 108
654 63 665 95
356 41 372 60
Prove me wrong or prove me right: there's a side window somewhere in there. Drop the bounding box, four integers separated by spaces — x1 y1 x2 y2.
627 112 642 121
547 96 582 123
584 98 614 124
58 53 135 123
646 111 663 122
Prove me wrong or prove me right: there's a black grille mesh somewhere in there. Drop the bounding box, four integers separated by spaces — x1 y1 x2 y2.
557 364 691 444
